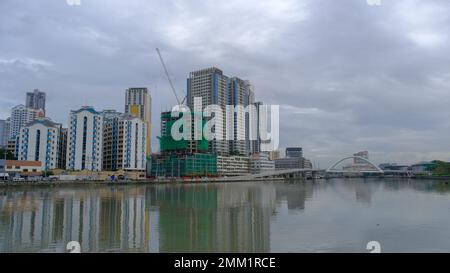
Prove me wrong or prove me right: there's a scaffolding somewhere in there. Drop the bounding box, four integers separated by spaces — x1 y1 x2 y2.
149 153 217 178
159 111 208 153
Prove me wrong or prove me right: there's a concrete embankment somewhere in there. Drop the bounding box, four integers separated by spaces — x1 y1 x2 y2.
0 177 284 188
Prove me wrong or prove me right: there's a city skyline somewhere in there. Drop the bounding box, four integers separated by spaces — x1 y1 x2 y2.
1 0 450 167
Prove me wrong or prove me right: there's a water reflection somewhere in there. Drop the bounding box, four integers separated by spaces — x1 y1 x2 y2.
0 178 449 253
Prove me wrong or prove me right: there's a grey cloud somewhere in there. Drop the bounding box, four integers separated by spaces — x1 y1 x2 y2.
0 0 449 167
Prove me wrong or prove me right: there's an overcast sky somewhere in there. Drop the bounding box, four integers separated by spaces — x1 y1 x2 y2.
1 0 450 167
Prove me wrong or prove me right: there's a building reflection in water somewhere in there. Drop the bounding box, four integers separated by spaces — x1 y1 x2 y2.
0 183 277 253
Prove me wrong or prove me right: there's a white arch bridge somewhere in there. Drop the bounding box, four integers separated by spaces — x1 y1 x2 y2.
240 156 390 180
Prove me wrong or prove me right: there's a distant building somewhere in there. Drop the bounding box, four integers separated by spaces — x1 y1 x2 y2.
379 163 409 171
286 147 303 158
268 150 280 161
0 118 10 148
275 157 303 170
411 161 436 173
66 106 103 171
58 128 68 169
103 113 147 171
275 156 312 170
250 153 275 174
353 151 369 164
18 118 61 171
7 139 18 159
125 88 152 155
26 89 46 114
9 105 42 140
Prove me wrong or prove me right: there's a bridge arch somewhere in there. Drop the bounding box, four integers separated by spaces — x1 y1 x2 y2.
327 156 383 173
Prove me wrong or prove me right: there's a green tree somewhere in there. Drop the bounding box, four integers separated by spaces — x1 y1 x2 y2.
0 149 15 160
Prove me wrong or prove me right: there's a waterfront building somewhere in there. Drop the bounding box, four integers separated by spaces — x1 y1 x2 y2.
187 67 259 156
9 105 43 140
0 160 42 176
275 157 303 170
0 118 10 148
18 118 61 171
250 153 275 174
286 147 303 158
66 106 103 171
26 89 46 114
125 88 152 155
149 153 217 177
217 155 250 176
103 113 147 171
379 163 410 171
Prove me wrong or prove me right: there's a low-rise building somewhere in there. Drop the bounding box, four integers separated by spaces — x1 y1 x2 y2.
0 160 42 177
217 155 250 176
275 157 303 170
250 153 275 174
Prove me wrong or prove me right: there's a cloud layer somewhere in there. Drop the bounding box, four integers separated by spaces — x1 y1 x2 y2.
1 0 449 167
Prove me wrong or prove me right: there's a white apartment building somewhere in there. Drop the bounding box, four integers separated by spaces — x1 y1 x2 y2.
18 118 61 171
66 106 103 171
103 114 147 171
9 105 43 140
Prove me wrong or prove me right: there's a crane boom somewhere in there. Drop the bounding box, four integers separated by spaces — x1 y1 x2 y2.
156 48 182 105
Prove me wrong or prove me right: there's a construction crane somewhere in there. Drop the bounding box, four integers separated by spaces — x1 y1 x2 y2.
156 48 186 105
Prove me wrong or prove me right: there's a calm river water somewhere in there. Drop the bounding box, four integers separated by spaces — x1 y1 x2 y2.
0 178 449 253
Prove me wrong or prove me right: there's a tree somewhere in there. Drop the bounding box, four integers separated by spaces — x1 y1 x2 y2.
0 149 15 160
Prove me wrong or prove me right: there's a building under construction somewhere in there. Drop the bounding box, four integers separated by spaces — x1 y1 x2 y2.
148 111 218 178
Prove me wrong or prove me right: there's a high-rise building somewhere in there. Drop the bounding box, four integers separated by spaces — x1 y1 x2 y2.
286 147 303 158
125 88 152 155
26 89 46 113
187 67 229 155
9 105 42 140
187 67 258 156
18 118 61 171
103 113 147 171
0 118 10 148
66 106 103 171
228 77 255 156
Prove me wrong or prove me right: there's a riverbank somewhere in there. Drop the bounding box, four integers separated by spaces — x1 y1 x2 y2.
0 176 285 188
